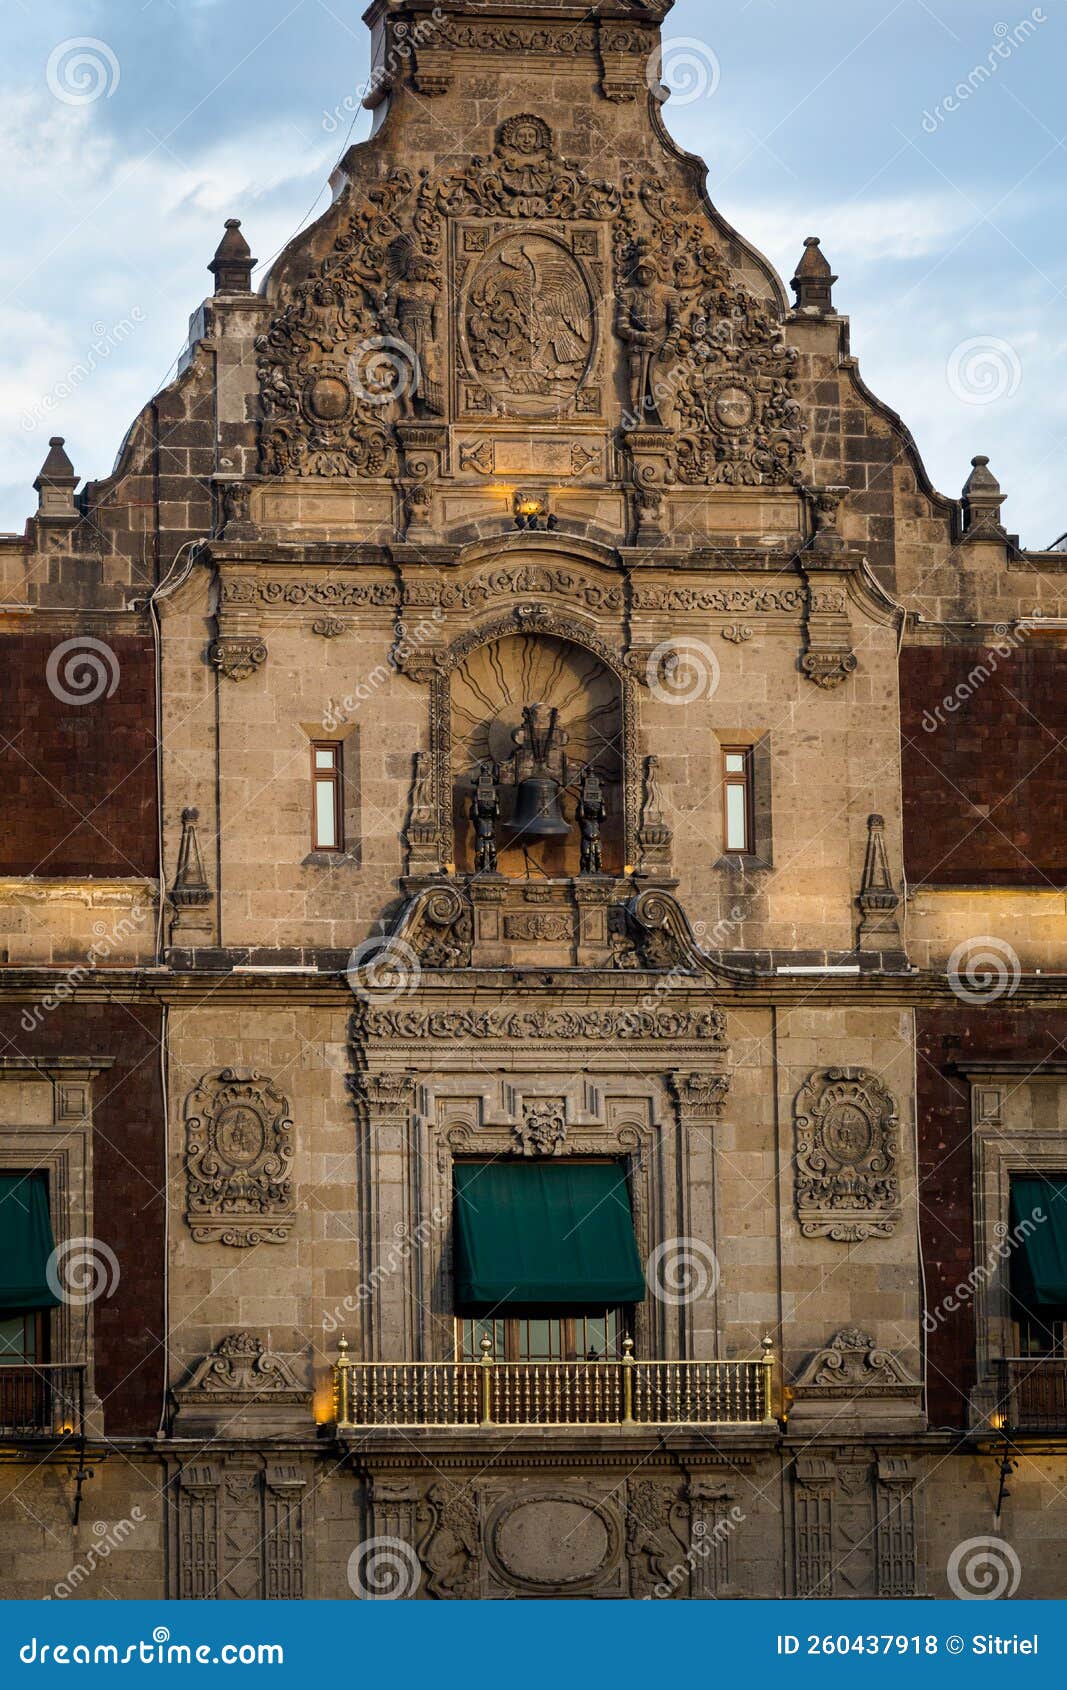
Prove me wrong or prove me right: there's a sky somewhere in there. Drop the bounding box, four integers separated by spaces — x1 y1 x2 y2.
1 0 1065 546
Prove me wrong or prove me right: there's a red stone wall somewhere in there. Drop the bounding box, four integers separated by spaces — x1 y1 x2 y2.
916 1006 1061 1428
0 1002 165 1436
900 643 1067 886
0 631 157 878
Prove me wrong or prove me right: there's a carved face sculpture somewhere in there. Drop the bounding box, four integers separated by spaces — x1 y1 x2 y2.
499 115 551 157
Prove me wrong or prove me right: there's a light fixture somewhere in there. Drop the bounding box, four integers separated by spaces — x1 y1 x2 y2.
513 493 556 532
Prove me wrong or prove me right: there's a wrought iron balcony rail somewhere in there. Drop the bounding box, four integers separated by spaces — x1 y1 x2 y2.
0 1364 85 1438
332 1338 775 1430
996 1357 1067 1431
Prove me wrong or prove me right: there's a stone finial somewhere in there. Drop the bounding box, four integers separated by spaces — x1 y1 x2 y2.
791 236 837 315
857 812 902 954
961 454 1006 537
209 219 255 294
33 436 79 522
172 808 211 908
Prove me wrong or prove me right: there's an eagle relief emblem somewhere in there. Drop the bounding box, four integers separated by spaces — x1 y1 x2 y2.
463 233 595 417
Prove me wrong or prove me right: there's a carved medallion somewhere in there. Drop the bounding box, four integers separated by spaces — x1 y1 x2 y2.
462 233 595 418
794 1068 900 1241
184 1070 295 1246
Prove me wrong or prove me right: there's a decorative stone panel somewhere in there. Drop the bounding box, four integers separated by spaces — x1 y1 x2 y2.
184 1069 295 1245
173 1457 307 1600
793 1067 900 1240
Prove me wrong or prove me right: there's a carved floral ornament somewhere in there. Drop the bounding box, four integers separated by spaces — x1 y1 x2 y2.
184 1070 295 1246
793 1067 900 1242
255 116 806 491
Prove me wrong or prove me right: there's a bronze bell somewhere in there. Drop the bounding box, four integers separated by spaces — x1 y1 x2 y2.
509 772 571 841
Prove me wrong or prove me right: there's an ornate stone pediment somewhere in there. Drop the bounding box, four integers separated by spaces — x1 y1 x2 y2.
184 1069 295 1246
795 1329 918 1397
176 1332 309 1404
793 1067 900 1241
789 1329 923 1436
255 111 805 496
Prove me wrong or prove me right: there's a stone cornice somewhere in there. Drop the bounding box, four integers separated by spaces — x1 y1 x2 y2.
1 966 1067 1009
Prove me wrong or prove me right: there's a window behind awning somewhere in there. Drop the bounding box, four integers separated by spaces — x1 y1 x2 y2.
0 1175 60 1313
453 1160 646 1311
1010 1179 1067 1309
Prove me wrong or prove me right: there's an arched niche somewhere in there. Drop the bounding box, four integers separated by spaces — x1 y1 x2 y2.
427 608 639 876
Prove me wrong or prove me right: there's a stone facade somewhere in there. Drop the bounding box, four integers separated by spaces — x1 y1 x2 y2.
0 0 1065 1602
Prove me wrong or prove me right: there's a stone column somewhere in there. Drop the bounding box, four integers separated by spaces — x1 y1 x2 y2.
668 1069 730 1358
352 1072 418 1361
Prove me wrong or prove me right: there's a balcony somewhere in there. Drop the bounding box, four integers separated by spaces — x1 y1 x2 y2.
0 1364 85 1439
332 1339 775 1431
996 1358 1067 1432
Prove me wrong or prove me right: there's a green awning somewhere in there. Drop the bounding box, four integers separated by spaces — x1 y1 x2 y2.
0 1175 60 1313
453 1160 646 1310
1010 1179 1067 1308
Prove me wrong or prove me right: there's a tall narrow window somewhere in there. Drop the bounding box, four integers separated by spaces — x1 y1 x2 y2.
312 742 343 852
722 747 754 855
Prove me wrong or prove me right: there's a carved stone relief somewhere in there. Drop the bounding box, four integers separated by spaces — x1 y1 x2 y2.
789 1328 922 1433
256 113 805 494
793 1067 900 1241
184 1070 295 1245
353 1003 726 1046
175 1332 309 1402
792 1449 922 1599
174 1458 307 1600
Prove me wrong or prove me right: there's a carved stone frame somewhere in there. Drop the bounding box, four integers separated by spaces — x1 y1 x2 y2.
418 603 641 869
184 1069 296 1247
428 1080 663 1362
967 1068 1067 1382
0 1059 110 1432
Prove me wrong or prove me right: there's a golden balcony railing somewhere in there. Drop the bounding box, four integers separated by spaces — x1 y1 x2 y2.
996 1358 1067 1431
331 1336 776 1429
